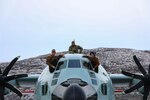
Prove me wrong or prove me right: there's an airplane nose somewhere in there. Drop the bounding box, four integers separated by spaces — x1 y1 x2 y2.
63 84 86 100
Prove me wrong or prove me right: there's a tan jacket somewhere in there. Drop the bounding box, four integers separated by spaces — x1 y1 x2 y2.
90 57 100 69
46 55 58 67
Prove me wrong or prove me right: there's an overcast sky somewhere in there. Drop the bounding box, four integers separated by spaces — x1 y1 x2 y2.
0 0 150 62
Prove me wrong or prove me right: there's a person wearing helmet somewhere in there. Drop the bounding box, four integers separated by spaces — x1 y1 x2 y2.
68 41 83 53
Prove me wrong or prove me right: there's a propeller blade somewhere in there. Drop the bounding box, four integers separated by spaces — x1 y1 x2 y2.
148 64 150 74
125 81 143 94
143 86 149 100
5 74 28 82
133 55 147 75
0 86 4 100
5 82 22 97
0 68 2 74
122 70 143 79
3 56 20 76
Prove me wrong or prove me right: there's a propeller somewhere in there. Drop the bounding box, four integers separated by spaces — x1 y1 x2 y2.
122 55 150 100
0 56 28 100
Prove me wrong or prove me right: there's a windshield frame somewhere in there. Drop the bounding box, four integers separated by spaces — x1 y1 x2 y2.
56 60 68 70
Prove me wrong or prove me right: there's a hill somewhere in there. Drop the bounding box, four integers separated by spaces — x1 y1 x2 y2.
1 48 150 74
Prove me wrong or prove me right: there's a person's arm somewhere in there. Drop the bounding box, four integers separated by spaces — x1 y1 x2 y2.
94 57 100 69
57 54 64 60
77 45 83 53
46 56 55 68
83 55 91 60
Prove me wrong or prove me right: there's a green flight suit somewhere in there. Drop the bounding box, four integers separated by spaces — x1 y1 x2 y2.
69 45 83 53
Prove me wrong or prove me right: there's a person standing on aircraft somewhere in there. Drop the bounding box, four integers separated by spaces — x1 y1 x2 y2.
89 51 100 73
69 41 83 53
46 49 63 73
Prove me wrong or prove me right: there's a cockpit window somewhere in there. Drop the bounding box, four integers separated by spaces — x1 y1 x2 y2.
56 60 67 70
82 60 93 70
68 60 81 68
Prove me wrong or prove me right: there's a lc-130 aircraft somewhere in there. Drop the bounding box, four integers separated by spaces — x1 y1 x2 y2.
0 54 150 100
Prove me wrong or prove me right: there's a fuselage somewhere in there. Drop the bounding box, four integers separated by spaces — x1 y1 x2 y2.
34 54 115 100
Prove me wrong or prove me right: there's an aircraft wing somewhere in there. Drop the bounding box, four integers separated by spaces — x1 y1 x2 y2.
10 74 40 88
110 74 133 84
13 74 138 88
109 74 141 92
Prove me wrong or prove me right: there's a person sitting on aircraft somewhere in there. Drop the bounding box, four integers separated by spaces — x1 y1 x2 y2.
86 51 100 73
68 41 83 53
46 49 64 73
